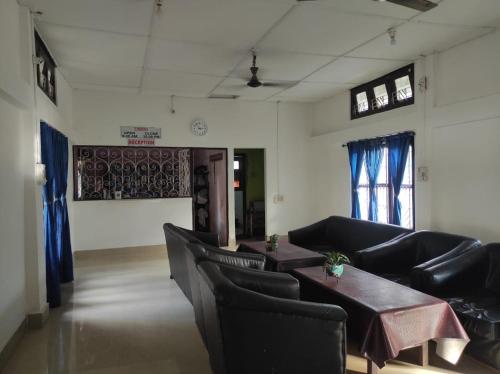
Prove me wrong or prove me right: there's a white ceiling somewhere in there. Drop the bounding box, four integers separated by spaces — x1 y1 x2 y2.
22 0 499 102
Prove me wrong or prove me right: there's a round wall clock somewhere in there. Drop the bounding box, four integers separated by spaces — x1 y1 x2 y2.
191 118 208 136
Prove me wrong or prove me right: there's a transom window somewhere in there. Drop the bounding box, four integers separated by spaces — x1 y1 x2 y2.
351 64 415 119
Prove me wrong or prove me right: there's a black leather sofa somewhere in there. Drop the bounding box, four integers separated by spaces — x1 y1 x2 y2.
354 230 481 287
162 223 221 303
185 242 265 345
415 243 500 369
288 216 411 255
196 260 348 374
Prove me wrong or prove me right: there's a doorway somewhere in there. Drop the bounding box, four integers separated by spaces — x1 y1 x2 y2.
192 148 229 246
234 149 265 241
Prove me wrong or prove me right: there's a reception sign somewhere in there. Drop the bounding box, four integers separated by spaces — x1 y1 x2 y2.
120 126 161 139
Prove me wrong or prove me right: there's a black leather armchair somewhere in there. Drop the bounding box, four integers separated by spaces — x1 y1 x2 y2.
288 216 410 255
416 243 500 370
354 230 481 287
162 223 220 303
197 261 348 374
185 242 266 346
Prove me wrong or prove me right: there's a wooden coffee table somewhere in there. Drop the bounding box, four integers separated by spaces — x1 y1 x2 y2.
293 265 469 374
237 239 325 272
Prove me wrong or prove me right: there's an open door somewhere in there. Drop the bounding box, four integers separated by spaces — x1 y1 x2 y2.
234 149 265 241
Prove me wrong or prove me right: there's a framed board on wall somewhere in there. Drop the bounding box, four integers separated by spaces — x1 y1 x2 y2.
35 30 57 105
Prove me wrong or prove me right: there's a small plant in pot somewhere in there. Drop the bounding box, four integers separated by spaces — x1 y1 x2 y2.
266 234 280 251
324 252 350 278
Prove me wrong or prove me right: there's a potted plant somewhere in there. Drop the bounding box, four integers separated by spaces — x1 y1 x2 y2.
266 234 280 251
324 252 350 278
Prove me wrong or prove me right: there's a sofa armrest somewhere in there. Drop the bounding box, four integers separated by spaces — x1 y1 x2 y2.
288 218 328 246
354 234 417 273
411 245 488 296
221 264 300 300
189 243 266 270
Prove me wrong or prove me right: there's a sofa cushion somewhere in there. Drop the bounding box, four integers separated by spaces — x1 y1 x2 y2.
447 293 500 340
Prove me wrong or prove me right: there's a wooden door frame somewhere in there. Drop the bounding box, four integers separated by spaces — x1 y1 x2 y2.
191 147 229 246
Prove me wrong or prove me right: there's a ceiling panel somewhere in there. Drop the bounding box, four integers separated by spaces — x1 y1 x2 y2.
212 77 288 100
414 0 500 27
275 82 353 101
311 0 419 19
348 22 492 60
141 69 221 96
147 39 245 76
231 50 333 81
24 0 153 36
151 0 294 48
259 4 402 55
58 60 143 88
36 23 148 67
305 57 410 84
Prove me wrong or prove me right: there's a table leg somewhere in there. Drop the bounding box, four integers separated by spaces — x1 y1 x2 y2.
367 360 380 374
417 341 429 366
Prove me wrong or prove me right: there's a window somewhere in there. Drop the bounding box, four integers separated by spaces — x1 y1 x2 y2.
351 64 414 119
356 138 415 229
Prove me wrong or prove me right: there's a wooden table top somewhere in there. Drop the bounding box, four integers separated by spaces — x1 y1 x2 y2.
293 265 443 313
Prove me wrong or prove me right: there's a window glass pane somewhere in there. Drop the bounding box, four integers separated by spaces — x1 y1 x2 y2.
359 160 369 185
356 92 369 113
376 147 388 184
373 84 388 108
358 162 369 220
376 186 389 224
395 75 413 101
359 186 369 221
401 146 413 185
400 146 414 229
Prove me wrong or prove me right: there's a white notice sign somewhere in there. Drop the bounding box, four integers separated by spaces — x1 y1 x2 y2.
120 126 161 139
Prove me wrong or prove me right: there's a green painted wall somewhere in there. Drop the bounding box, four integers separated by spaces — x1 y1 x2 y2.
235 149 265 207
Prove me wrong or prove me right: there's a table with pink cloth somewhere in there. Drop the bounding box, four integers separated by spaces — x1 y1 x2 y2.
293 265 469 371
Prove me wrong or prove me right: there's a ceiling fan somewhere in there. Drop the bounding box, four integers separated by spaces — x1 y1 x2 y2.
243 51 297 89
371 0 438 12
298 0 437 12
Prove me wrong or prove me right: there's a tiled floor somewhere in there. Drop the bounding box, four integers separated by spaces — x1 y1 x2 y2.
2 246 498 374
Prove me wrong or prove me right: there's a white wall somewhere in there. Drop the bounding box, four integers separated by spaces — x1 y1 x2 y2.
71 91 313 250
0 0 74 352
310 30 500 244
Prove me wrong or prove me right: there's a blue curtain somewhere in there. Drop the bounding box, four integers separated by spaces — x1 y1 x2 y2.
388 134 412 226
41 123 74 308
364 140 383 222
347 142 365 219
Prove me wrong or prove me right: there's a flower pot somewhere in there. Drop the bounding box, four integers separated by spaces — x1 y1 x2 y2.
326 264 344 278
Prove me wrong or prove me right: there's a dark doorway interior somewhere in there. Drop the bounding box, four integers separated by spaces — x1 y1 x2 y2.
234 149 265 241
192 148 229 246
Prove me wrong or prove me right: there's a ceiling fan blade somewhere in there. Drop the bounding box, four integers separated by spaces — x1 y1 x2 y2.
262 81 298 88
386 0 437 12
